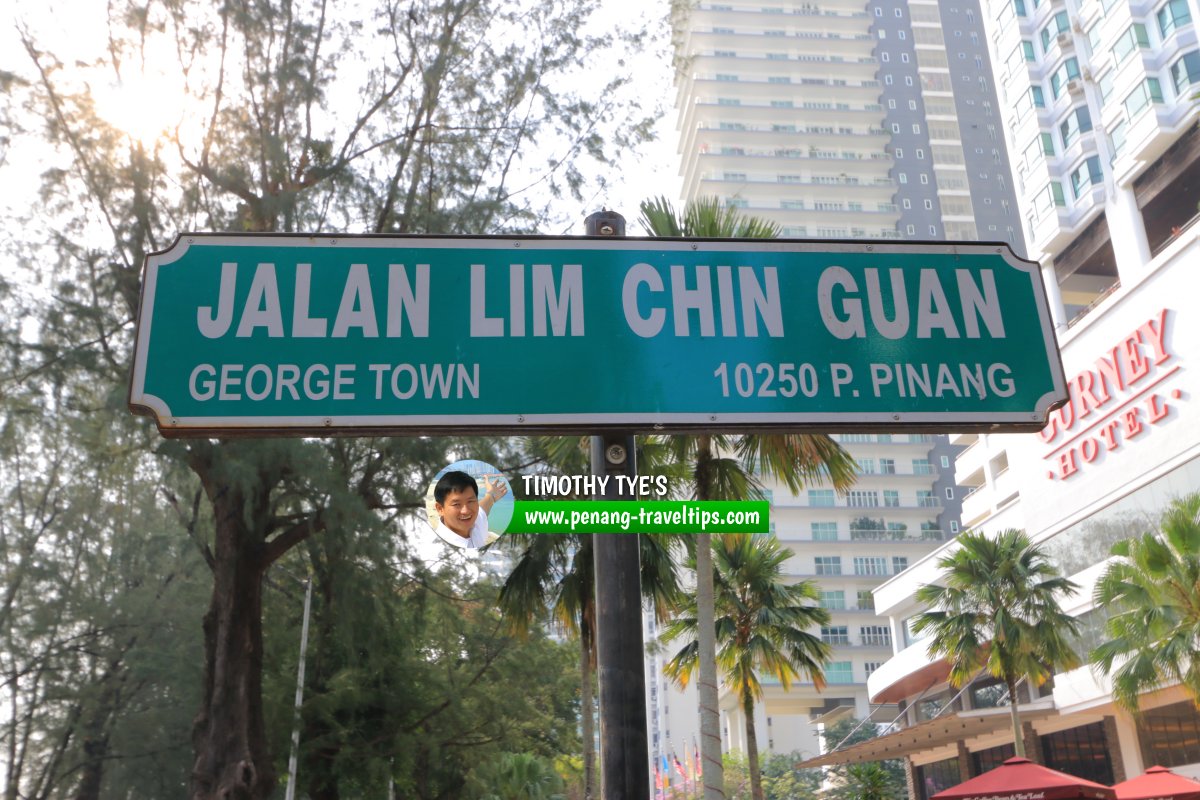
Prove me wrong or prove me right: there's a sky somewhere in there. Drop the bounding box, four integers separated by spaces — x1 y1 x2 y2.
1 0 682 239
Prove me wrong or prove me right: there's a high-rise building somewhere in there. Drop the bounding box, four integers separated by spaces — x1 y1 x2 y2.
988 0 1200 325
717 434 963 759
672 0 1025 250
792 0 1200 789
641 435 963 765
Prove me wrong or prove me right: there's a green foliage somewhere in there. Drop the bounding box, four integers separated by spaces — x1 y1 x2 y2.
913 529 1080 756
5 0 658 794
1090 493 1200 713
818 718 905 800
663 535 831 697
265 566 581 798
467 752 566 800
663 535 830 800
722 751 821 800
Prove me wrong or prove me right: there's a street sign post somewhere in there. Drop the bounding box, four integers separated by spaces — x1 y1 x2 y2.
129 233 1067 436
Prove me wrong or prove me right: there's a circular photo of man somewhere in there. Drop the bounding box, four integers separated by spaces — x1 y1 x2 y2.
424 459 513 549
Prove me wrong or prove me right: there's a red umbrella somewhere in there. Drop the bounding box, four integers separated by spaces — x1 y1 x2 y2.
1113 766 1200 800
932 757 1116 800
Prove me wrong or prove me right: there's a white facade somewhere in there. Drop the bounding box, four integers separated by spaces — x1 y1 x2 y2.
671 0 1027 248
986 0 1200 316
867 203 1200 792
643 436 959 764
673 0 901 239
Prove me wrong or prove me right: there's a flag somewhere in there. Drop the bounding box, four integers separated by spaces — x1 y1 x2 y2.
654 759 662 790
661 754 671 788
673 752 687 782
693 737 702 777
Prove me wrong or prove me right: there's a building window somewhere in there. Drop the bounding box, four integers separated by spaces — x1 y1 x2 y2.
882 52 890 62
903 199 912 209
906 224 916 235
892 556 909 573
848 490 880 507
915 759 962 800
826 661 854 683
1041 11 1070 51
861 626 892 646
1050 57 1081 98
945 487 955 499
809 489 836 507
920 173 929 184
1041 723 1115 786
940 456 950 468
899 173 908 184
815 556 843 576
812 522 839 542
973 743 1017 775
821 625 850 645
857 590 875 611
1112 23 1150 64
895 148 904 159
913 458 933 475
924 199 933 209
1070 155 1102 198
892 123 901 133
1124 78 1164 119
901 53 910 62
1158 0 1192 37
865 661 883 676
820 590 846 609
854 556 888 575
1171 51 1200 93
917 490 940 508
1138 702 1200 767
950 521 960 532
912 123 921 134
1060 106 1094 147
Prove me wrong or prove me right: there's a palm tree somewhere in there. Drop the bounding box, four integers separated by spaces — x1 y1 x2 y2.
661 534 831 800
912 529 1081 758
840 763 898 800
639 195 857 800
1091 492 1200 713
497 435 683 800
470 752 565 800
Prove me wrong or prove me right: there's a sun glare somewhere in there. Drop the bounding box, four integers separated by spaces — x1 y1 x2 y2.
90 39 196 148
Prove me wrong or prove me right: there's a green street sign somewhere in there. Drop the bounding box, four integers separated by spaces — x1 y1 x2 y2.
128 234 1067 436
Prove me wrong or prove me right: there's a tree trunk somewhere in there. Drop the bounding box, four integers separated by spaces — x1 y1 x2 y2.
189 477 274 800
1006 676 1025 758
581 620 596 800
741 688 764 800
694 437 725 800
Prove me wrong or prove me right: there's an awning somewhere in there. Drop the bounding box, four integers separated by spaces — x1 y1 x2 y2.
1113 766 1200 800
932 756 1115 800
795 703 1056 768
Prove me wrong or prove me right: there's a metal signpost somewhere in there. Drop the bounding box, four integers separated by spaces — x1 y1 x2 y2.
129 233 1067 435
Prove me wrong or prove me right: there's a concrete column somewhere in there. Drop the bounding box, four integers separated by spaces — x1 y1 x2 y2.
957 740 974 781
904 757 921 800
1103 716 1127 783
1041 261 1068 330
1111 710 1145 781
1106 183 1153 281
1022 721 1043 764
